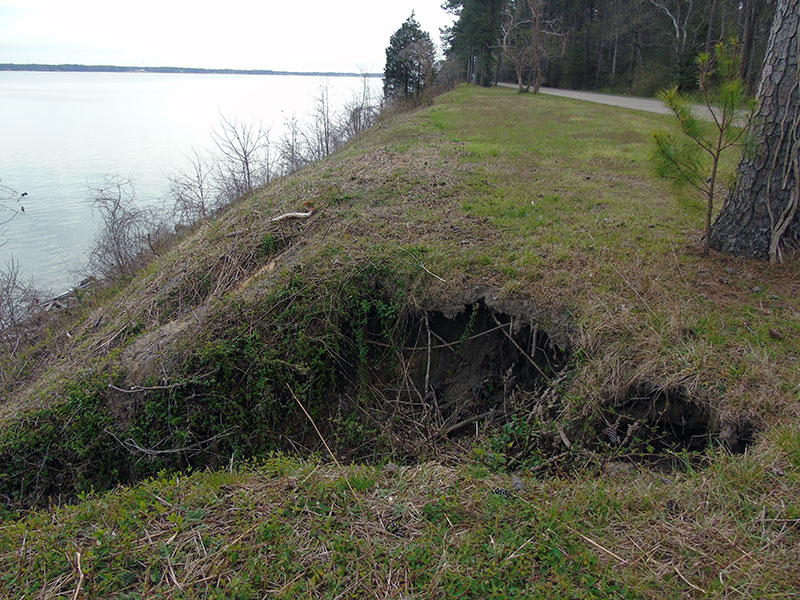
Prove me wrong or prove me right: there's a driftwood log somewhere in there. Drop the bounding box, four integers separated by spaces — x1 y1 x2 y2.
270 210 313 223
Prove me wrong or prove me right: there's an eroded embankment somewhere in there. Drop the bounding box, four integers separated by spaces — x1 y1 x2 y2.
0 271 754 514
1 86 780 516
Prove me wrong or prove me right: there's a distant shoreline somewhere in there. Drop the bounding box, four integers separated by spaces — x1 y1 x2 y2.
0 63 382 78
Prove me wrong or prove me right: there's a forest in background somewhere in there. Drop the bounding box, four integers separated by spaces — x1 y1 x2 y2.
443 0 774 96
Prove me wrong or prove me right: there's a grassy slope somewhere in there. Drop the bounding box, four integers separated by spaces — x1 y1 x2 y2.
1 85 799 597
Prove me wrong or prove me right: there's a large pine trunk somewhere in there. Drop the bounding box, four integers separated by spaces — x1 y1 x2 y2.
709 0 799 262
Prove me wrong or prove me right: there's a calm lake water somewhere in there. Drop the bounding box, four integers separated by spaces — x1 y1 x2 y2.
0 71 380 294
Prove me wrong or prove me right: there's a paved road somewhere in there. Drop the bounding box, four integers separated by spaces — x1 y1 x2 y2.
497 82 716 121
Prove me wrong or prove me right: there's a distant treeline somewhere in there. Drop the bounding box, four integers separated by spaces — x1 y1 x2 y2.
0 63 381 78
443 0 774 96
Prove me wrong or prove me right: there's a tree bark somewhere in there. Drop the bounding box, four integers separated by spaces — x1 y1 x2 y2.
709 0 799 262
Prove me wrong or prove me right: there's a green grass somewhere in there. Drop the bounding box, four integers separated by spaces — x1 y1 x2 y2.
1 84 799 596
1 443 798 598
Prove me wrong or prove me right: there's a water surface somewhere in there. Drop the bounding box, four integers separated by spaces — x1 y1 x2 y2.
0 71 379 293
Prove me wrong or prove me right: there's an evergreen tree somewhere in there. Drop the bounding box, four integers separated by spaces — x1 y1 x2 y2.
384 14 436 100
444 0 505 86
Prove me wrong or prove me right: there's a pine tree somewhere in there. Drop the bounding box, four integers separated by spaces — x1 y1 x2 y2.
444 0 505 86
709 0 799 262
384 14 436 100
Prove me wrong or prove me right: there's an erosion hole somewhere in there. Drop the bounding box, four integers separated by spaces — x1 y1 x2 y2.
602 382 754 460
369 300 569 447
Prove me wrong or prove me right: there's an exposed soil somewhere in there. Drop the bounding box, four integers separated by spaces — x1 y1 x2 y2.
363 291 753 465
602 381 754 462
381 298 569 453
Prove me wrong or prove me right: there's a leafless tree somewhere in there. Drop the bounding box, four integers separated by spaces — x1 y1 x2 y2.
86 177 169 280
0 182 26 245
0 183 38 361
304 81 338 162
525 0 567 94
211 115 272 199
340 74 379 140
401 36 437 103
435 57 465 93
647 0 701 71
168 148 216 226
278 115 309 176
0 258 40 352
501 2 536 91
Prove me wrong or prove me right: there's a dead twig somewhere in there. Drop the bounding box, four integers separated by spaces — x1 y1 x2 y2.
366 322 508 351
424 313 432 398
396 246 446 282
71 552 84 600
556 425 572 450
610 263 652 313
286 385 342 471
672 564 706 595
564 524 627 564
529 451 570 473
109 382 186 393
506 536 536 561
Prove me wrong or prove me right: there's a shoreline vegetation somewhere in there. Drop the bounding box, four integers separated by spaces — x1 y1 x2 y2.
0 63 382 77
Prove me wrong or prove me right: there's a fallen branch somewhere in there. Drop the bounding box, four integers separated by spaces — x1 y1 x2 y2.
109 382 185 393
490 313 550 380
71 552 84 600
104 427 237 456
366 322 508 351
445 409 495 436
270 210 313 222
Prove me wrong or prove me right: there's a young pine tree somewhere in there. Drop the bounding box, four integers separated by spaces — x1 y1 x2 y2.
653 41 756 254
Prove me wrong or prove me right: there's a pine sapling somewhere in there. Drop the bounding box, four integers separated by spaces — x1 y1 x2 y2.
653 41 756 254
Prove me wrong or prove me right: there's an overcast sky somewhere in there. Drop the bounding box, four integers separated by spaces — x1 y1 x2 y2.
0 1 454 73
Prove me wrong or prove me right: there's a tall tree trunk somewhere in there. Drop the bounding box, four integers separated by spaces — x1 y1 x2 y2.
528 0 544 93
595 8 605 87
705 0 717 51
709 0 800 262
582 1 592 88
739 0 761 85
611 0 619 81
